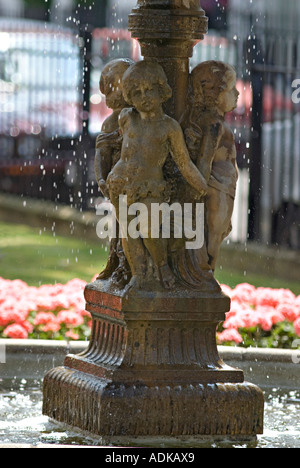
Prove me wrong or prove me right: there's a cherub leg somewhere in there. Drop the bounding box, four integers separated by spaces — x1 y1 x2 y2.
121 236 147 289
142 237 175 289
140 198 176 290
108 194 146 288
120 210 148 289
207 233 222 271
206 191 231 271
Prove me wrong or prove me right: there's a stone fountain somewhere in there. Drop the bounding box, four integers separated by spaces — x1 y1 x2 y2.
43 0 264 444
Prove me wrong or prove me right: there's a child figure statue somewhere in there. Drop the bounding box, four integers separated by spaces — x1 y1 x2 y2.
186 60 240 272
106 59 208 290
95 58 134 287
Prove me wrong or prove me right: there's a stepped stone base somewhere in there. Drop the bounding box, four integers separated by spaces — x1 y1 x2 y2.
43 281 264 440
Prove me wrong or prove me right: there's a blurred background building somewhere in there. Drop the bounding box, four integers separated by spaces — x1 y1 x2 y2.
0 0 299 250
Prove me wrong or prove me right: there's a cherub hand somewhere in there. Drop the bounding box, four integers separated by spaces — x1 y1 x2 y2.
96 130 122 150
185 127 203 148
199 160 212 183
191 183 207 201
98 179 110 199
209 121 223 138
194 188 207 200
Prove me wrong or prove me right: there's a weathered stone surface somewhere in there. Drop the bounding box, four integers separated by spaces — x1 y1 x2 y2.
43 282 264 438
42 0 264 440
43 367 263 438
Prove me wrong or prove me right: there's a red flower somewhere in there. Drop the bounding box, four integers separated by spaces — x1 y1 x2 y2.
294 318 300 337
277 303 300 323
33 312 58 325
42 322 61 333
231 283 256 304
255 287 295 308
3 324 28 339
217 329 243 344
57 310 84 327
65 330 80 340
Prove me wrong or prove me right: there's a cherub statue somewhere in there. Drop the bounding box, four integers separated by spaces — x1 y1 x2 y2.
186 60 240 272
106 59 208 290
94 58 134 286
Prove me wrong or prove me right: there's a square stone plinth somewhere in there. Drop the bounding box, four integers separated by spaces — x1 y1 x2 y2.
43 280 264 440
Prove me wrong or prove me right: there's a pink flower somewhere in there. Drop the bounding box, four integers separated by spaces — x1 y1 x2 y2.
259 315 273 332
255 287 295 308
277 303 299 323
269 308 285 325
33 312 57 326
57 310 84 327
223 314 243 330
42 322 61 333
294 318 300 337
21 321 34 333
33 312 60 333
65 330 79 340
3 323 28 339
255 287 278 307
0 308 30 327
224 306 260 330
217 329 243 344
0 311 13 327
231 283 256 304
74 308 90 318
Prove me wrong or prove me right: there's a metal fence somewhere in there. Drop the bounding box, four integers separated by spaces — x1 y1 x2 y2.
0 18 299 249
0 18 85 206
247 29 300 249
0 20 139 210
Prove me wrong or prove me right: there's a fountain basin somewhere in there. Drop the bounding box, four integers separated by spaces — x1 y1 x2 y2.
1 339 298 389
0 340 299 448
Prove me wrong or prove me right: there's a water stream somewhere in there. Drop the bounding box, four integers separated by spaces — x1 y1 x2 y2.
0 378 299 448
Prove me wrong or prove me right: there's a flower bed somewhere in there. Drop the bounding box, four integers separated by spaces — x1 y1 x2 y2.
218 283 300 348
0 277 91 341
0 277 299 348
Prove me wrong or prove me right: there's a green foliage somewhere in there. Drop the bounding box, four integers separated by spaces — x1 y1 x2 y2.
220 322 300 350
0 221 108 286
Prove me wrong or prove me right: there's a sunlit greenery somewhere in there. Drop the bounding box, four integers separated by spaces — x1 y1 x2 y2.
0 221 299 295
0 221 108 286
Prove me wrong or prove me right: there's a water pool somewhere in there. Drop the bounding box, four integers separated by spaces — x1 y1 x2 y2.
0 378 299 448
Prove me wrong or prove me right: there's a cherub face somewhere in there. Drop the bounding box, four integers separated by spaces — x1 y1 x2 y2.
129 81 162 114
217 77 240 114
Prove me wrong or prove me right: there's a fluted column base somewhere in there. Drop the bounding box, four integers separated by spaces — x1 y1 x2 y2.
43 281 264 440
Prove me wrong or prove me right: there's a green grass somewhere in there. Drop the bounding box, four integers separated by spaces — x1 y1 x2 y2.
0 221 299 295
0 221 108 286
215 268 300 295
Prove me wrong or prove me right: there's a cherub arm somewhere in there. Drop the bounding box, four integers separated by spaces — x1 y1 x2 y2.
196 121 224 182
118 107 132 135
95 134 114 198
168 120 208 196
94 117 122 197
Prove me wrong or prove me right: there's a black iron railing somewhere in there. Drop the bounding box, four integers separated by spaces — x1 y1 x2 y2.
0 18 299 249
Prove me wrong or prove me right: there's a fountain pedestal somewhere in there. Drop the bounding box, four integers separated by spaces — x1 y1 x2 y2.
43 0 264 442
43 281 264 441
129 0 208 119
